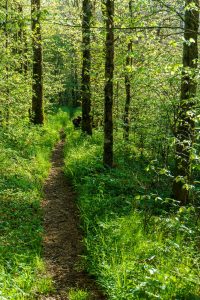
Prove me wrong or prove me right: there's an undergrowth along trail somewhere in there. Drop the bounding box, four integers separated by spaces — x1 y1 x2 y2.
64 119 200 300
0 109 68 299
1 108 200 300
41 130 106 300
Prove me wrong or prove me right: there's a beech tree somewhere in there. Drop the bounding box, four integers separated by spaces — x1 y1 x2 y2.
103 0 114 167
123 41 132 141
31 0 44 124
81 0 92 135
172 0 199 204
123 0 133 141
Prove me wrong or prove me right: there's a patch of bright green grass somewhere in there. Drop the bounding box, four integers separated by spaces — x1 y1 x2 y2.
0 108 69 299
68 288 90 300
64 128 200 299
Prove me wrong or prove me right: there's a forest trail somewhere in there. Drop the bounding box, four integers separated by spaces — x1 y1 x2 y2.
40 132 105 300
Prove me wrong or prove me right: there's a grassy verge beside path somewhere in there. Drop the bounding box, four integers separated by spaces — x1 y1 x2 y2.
0 108 69 299
64 121 200 300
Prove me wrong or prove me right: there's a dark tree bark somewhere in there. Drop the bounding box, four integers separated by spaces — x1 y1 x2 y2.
31 0 44 125
123 41 132 141
172 0 199 205
81 0 92 135
103 0 114 167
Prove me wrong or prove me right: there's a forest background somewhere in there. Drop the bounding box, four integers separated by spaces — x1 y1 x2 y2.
0 0 200 299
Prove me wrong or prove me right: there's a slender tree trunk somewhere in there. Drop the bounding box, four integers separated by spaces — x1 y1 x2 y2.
123 0 133 141
23 30 28 76
72 49 79 107
17 3 27 73
74 65 79 105
31 0 44 125
172 0 199 205
115 80 119 131
5 0 9 124
81 0 92 135
123 41 132 141
103 0 114 167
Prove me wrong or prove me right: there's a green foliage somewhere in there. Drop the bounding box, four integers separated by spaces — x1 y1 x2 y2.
1 0 200 298
64 129 200 300
68 289 90 300
0 108 68 299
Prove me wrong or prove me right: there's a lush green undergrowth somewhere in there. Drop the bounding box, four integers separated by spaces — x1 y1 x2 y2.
0 108 69 299
64 123 200 299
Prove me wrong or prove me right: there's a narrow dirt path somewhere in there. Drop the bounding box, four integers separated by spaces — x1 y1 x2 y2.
40 133 105 300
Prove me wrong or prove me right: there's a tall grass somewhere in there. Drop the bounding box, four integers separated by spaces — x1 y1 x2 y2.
64 126 200 300
0 108 69 299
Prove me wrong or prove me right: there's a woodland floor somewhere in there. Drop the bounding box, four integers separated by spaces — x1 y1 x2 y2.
39 132 105 300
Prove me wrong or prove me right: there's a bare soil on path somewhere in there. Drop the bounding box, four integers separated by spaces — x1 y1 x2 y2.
40 133 105 300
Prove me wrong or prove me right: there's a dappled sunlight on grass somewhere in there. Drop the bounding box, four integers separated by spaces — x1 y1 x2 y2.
64 127 200 300
68 288 90 300
0 108 69 299
89 213 200 299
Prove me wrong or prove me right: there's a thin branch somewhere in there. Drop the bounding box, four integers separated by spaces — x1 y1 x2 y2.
44 20 182 31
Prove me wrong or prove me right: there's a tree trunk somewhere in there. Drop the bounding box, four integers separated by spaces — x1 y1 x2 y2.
103 0 114 167
81 0 92 135
123 1 133 141
172 0 199 205
5 0 9 124
123 41 132 141
17 4 28 74
72 52 79 107
31 0 44 125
